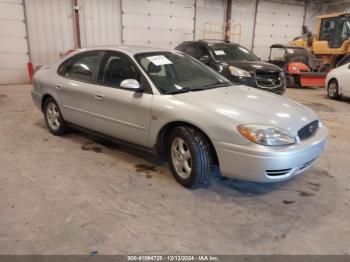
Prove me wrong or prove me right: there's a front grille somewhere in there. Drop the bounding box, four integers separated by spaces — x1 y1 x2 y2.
266 168 292 177
254 72 282 89
298 120 319 140
255 72 281 79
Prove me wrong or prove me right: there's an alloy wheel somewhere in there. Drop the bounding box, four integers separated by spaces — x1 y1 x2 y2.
171 137 192 179
46 102 60 130
328 82 337 97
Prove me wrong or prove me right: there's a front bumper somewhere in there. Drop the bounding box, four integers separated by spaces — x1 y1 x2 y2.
213 126 327 182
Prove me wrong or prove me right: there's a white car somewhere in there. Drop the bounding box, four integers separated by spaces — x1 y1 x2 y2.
326 62 350 99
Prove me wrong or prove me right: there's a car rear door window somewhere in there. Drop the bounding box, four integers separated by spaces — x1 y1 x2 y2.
58 51 100 82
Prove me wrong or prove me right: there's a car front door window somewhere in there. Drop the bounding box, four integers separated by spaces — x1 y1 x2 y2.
98 53 140 87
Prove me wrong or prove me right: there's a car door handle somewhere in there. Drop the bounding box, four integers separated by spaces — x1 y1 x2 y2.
56 84 62 90
94 94 104 100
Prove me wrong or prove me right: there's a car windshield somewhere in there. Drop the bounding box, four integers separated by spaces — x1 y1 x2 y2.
210 44 259 62
135 51 231 94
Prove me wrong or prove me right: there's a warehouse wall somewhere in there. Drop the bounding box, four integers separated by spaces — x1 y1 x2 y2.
26 0 197 67
195 0 256 49
25 0 75 67
195 0 226 40
231 0 256 49
197 0 307 60
253 0 305 59
79 0 122 47
121 0 195 48
304 1 350 39
23 0 316 69
304 3 319 31
318 1 350 13
0 0 29 84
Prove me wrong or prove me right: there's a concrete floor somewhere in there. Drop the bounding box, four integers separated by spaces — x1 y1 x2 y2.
0 84 349 255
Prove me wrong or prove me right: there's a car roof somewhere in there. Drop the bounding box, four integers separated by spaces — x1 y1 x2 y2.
74 45 170 55
181 40 238 46
270 44 305 49
199 39 238 45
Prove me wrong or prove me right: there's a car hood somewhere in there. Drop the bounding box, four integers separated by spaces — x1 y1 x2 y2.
221 60 282 74
175 85 317 135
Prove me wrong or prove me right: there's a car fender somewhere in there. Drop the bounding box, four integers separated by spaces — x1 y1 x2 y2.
147 95 250 149
33 65 62 112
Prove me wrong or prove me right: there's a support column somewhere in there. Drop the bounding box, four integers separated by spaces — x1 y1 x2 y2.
224 0 232 42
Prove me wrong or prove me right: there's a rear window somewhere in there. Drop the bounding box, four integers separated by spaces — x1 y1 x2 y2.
58 51 100 83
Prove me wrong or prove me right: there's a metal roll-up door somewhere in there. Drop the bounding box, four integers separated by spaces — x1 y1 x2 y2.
0 0 29 84
121 0 195 48
253 0 304 60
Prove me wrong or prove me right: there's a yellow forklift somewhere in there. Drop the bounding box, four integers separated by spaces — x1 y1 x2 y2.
290 13 350 68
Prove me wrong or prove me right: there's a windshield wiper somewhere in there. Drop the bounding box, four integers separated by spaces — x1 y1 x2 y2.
204 81 232 88
165 87 191 95
165 82 231 94
166 86 208 94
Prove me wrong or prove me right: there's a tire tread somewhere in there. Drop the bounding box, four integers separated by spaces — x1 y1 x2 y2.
43 97 69 136
328 79 340 99
169 126 213 189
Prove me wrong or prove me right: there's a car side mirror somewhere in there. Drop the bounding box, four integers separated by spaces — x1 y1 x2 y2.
199 55 210 64
120 79 142 92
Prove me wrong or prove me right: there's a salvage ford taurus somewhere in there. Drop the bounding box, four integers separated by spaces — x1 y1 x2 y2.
31 46 327 188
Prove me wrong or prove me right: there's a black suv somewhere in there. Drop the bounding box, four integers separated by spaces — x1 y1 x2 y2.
175 40 286 95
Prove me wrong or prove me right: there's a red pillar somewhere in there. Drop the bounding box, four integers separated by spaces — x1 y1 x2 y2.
224 0 232 42
73 0 82 48
28 62 34 83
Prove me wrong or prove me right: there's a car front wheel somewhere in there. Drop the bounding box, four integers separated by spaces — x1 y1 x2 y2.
327 79 340 99
43 97 69 135
168 126 212 189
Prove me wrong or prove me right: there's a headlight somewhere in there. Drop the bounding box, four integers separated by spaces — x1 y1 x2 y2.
280 71 285 78
237 124 296 146
229 66 251 77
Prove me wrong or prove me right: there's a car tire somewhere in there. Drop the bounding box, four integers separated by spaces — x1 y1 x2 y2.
294 75 301 88
43 97 69 135
327 79 340 99
168 126 212 189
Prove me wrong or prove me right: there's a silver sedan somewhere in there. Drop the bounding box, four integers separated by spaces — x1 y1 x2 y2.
31 46 327 188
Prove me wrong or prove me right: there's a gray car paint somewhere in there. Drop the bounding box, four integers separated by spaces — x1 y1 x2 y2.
31 45 327 182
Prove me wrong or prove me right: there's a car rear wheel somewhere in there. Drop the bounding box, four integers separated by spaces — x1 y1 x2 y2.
168 126 212 189
327 79 340 99
43 97 69 135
